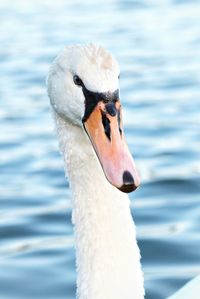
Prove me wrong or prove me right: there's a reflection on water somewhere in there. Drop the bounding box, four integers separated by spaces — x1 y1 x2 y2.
0 0 200 298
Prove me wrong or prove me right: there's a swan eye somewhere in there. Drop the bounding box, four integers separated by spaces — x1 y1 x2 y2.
118 74 120 79
73 75 83 86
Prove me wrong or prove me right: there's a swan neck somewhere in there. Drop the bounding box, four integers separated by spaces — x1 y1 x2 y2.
55 113 144 299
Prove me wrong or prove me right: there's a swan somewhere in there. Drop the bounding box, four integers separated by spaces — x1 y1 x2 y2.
47 44 200 299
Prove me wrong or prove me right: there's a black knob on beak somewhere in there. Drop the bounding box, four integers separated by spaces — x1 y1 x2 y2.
105 102 117 117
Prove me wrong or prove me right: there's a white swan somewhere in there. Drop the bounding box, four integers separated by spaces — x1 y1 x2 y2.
47 44 200 299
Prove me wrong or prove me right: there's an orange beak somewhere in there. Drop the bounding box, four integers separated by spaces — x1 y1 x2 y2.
83 99 140 193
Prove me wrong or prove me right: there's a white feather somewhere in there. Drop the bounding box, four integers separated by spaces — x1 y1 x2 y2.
47 44 200 299
48 43 144 297
55 114 144 299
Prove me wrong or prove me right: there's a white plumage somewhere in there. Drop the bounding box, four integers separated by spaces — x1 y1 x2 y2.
47 44 200 299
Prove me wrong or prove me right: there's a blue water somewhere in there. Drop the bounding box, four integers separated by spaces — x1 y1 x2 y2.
0 0 200 298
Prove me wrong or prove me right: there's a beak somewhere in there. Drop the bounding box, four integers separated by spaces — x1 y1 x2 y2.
83 99 140 193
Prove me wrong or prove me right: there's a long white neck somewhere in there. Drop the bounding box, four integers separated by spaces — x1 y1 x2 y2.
55 114 144 299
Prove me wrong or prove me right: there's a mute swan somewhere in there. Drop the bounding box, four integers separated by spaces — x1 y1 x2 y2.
47 44 199 299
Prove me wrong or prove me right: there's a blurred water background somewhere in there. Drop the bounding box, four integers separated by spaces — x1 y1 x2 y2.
0 0 200 298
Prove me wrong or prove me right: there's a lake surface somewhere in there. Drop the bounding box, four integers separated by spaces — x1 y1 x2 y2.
0 0 200 298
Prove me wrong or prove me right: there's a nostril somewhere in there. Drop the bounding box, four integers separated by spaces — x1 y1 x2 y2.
117 110 122 135
101 112 111 141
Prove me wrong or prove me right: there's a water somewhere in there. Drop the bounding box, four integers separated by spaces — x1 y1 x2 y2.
0 0 200 298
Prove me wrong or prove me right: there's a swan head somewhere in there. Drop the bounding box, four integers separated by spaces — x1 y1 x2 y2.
47 44 140 193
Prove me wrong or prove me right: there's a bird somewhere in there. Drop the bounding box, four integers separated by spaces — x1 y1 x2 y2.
47 44 200 299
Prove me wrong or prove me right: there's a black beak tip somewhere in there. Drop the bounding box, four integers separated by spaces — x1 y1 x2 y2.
118 171 138 193
118 184 138 193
